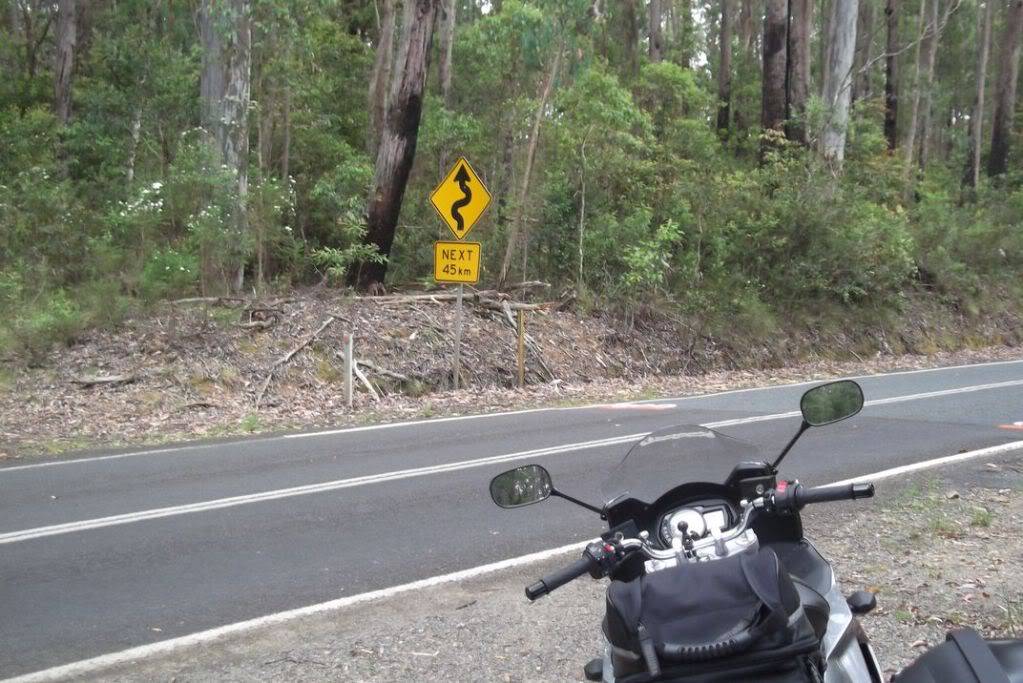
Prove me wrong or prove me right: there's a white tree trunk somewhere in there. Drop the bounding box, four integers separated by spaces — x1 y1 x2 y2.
821 0 859 165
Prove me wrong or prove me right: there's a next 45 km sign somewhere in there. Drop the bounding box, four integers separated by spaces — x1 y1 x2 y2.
434 241 481 284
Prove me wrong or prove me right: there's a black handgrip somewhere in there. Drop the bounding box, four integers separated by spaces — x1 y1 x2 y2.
524 556 593 601
795 482 874 508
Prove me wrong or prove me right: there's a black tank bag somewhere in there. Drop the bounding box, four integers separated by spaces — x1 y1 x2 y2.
604 546 823 682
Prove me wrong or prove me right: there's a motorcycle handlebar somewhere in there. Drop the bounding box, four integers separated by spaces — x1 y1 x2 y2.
525 555 595 601
793 482 874 508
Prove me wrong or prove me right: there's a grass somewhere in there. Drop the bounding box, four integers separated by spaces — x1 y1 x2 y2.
239 413 264 433
970 506 993 527
894 609 915 624
928 515 964 539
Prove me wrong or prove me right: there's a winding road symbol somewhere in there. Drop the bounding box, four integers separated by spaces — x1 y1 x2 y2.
450 164 472 234
429 157 492 240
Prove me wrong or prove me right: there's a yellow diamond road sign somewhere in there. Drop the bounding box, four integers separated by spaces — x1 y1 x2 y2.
430 157 492 240
434 241 481 284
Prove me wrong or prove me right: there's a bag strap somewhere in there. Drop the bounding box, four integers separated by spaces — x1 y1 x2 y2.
946 629 1010 683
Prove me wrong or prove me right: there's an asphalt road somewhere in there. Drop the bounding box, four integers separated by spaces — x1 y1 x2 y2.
2 359 1023 678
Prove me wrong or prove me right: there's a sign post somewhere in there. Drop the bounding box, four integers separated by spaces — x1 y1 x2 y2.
429 158 492 389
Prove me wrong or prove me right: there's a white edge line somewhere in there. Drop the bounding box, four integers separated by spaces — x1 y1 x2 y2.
4 358 1021 472
9 438 1023 683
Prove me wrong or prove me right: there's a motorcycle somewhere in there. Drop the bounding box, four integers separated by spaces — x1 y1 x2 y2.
488 380 1023 683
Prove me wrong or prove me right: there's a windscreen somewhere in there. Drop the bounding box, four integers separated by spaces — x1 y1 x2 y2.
600 424 764 504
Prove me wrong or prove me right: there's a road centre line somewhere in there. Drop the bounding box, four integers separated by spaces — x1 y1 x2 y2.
4 378 1023 545
8 438 1023 683
3 359 1021 473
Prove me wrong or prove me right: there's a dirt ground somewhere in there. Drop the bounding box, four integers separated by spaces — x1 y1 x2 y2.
1 288 1020 460
68 452 1023 683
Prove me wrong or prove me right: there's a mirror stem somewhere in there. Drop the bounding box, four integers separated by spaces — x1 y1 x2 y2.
770 420 810 471
551 489 603 515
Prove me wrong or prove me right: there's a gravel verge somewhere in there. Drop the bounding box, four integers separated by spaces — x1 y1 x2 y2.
65 452 1023 682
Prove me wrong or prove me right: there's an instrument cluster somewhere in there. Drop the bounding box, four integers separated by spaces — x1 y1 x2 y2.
657 500 735 546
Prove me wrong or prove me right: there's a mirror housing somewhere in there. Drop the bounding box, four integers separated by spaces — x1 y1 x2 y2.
489 464 553 508
800 380 864 426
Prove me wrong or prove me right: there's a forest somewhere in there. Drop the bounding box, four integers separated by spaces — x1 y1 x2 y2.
1 0 1022 360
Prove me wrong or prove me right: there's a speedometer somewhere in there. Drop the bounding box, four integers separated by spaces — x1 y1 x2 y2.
659 507 707 545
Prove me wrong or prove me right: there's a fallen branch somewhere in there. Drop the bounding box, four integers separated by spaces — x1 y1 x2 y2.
356 359 410 382
352 362 380 401
236 319 275 331
255 315 346 408
170 296 246 307
71 373 137 388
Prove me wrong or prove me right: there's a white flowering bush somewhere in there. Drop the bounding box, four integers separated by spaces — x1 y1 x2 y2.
139 247 198 302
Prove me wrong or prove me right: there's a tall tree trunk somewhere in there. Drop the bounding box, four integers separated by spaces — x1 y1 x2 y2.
649 0 664 61
438 0 456 107
356 0 440 289
917 0 940 170
54 0 75 126
964 0 993 188
718 0 733 131
498 47 562 288
852 0 875 102
762 0 788 131
989 0 1023 176
623 0 641 76
740 0 755 53
884 0 899 150
821 0 859 165
281 83 291 182
902 0 927 168
199 0 251 292
368 0 396 157
787 0 812 142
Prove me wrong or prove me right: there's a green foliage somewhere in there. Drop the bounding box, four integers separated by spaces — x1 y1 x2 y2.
1 0 1021 363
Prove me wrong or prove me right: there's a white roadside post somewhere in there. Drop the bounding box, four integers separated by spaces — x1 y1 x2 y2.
343 333 354 408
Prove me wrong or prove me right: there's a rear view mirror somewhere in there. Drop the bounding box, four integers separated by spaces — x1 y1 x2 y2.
489 464 553 508
800 380 864 426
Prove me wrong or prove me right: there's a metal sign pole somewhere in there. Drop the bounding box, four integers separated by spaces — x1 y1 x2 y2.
453 284 464 390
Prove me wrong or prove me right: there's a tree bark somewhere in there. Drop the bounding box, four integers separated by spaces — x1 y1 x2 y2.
740 0 755 53
200 0 252 292
989 0 1023 176
355 0 440 289
438 0 456 107
368 0 396 157
852 0 875 102
884 0 899 150
821 0 859 164
787 0 812 142
964 0 993 188
498 47 562 288
761 0 788 131
54 0 75 125
623 0 641 76
902 0 927 168
917 0 940 170
649 0 664 61
718 0 733 131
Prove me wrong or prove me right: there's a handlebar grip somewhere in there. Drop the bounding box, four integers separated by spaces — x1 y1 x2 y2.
524 556 594 601
795 482 874 508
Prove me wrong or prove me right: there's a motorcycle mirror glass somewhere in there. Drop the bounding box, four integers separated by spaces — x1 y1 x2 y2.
800 380 864 426
489 464 553 508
